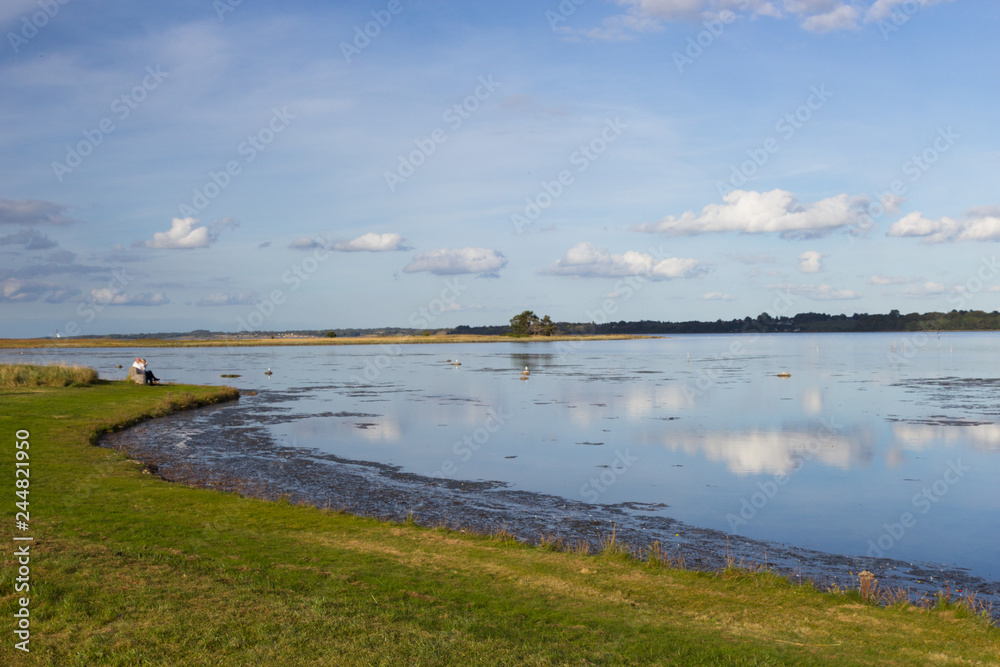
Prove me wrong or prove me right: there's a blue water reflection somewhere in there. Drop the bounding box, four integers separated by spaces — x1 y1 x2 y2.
7 332 998 580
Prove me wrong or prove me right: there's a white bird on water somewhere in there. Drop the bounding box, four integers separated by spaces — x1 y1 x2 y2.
450 360 461 366
521 366 530 376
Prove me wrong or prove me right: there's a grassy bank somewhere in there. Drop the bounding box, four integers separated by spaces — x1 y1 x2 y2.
0 334 648 350
1 379 997 665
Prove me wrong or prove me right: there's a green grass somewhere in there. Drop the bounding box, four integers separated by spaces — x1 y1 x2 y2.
1 379 998 665
0 363 99 388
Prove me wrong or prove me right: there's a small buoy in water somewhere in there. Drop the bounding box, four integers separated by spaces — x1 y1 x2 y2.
777 372 791 378
519 375 529 381
521 366 530 376
264 368 273 375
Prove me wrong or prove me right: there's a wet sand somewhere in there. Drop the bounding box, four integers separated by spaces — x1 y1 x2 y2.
99 392 1000 614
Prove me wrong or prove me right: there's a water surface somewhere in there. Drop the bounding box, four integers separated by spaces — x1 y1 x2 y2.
9 332 999 581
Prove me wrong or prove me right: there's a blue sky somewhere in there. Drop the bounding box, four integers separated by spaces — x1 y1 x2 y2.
1 0 998 337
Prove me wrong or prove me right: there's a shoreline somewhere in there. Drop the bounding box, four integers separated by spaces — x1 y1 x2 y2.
99 393 1000 615
0 334 649 349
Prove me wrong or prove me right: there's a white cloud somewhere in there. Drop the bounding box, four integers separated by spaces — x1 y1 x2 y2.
767 282 860 300
887 208 1000 243
90 289 169 306
333 232 410 252
403 248 508 276
543 242 705 279
797 250 823 273
634 189 866 238
701 291 735 300
144 218 212 249
196 292 260 307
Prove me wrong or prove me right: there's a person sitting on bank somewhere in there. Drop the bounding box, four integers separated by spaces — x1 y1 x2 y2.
141 358 160 384
132 358 160 384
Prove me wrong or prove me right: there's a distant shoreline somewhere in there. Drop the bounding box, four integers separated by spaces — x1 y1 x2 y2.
0 334 650 349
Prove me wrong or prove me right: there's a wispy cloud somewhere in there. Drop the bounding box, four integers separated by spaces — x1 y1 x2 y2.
766 282 860 300
403 248 508 276
0 199 78 226
90 289 169 306
196 292 260 307
0 229 58 250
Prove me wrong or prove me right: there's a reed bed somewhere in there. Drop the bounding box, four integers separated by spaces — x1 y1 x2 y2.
0 362 99 387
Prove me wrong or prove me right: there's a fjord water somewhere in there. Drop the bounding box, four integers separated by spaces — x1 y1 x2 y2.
11 333 1000 580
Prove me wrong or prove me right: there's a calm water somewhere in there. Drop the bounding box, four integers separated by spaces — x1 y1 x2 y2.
9 333 1000 580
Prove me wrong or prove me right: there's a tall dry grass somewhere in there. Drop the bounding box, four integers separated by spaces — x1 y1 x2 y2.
0 362 99 388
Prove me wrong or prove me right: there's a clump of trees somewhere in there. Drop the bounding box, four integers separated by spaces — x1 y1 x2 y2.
509 311 556 337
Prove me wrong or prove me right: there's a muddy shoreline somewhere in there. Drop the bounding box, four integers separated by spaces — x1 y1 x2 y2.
99 392 1000 613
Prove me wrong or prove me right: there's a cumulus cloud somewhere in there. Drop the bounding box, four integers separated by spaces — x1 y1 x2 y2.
799 3 859 31
144 218 213 249
333 232 411 252
634 189 867 239
887 208 1000 243
0 278 79 303
797 251 823 273
196 292 260 307
701 292 735 300
767 282 860 300
542 242 705 279
90 289 169 306
0 199 78 226
0 228 58 250
403 248 508 276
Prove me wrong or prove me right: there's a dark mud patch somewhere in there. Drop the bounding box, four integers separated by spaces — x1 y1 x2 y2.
99 397 1000 615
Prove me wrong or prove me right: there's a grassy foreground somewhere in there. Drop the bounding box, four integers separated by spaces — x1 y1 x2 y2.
1 381 998 665
0 334 646 349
